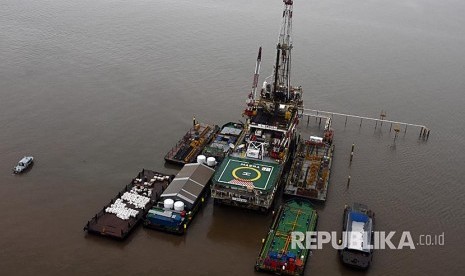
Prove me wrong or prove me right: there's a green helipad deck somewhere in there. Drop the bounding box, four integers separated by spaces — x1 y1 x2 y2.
255 199 318 276
214 156 281 191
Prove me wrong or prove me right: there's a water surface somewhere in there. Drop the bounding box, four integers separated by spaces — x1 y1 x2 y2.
1 0 464 275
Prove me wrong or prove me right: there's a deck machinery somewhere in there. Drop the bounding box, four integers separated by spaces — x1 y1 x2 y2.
164 122 219 166
284 118 335 202
211 0 303 211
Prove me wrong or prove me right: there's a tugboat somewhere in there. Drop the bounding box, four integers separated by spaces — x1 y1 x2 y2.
339 203 375 269
211 0 302 212
255 199 318 275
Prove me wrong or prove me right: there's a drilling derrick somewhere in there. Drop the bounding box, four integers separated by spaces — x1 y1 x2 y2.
273 0 294 103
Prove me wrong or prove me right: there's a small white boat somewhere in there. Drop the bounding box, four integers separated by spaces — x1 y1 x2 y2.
13 156 34 174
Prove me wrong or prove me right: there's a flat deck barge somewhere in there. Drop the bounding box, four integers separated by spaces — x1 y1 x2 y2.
164 121 219 165
144 163 215 234
284 119 334 202
84 170 173 240
255 199 318 276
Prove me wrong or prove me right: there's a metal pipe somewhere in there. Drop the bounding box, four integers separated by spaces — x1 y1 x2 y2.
302 108 428 129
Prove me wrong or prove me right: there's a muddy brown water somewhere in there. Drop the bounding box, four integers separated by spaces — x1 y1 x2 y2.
1 0 464 275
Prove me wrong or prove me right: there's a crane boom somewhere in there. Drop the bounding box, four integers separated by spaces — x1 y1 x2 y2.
252 47 262 100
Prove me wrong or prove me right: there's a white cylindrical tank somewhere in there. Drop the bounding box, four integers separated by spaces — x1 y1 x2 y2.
207 157 216 167
197 155 206 164
174 201 185 211
163 198 174 209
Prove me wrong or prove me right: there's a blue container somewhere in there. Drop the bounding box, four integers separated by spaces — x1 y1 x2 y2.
269 251 279 260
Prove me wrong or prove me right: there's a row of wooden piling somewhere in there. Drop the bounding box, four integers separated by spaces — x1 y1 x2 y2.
302 112 431 189
304 113 430 141
420 126 430 140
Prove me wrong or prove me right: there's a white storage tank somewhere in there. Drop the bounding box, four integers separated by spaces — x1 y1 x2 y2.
163 198 174 209
174 201 185 211
207 157 216 167
197 155 206 164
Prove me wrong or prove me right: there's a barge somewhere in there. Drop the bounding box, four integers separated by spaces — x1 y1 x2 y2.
211 0 302 212
255 199 318 276
84 170 173 240
144 163 215 234
284 118 334 202
201 122 245 163
164 120 219 165
339 203 375 269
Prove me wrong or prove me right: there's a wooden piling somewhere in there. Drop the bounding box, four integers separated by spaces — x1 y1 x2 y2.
350 144 354 163
345 116 348 126
347 176 351 187
380 110 386 127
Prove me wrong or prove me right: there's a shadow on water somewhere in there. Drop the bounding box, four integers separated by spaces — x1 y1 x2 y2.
141 227 186 247
162 162 182 172
83 218 187 248
207 204 272 247
82 229 135 250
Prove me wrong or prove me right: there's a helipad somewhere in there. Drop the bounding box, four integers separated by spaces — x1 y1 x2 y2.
214 156 281 190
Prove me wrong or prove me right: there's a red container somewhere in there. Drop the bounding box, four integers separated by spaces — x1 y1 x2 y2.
271 260 278 269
